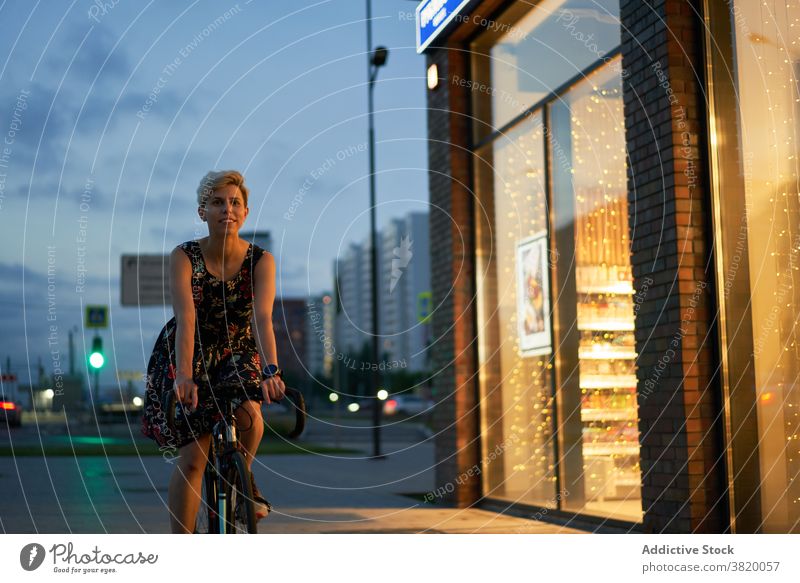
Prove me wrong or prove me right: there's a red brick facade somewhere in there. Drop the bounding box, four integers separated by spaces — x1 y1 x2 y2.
426 46 481 507
620 0 727 533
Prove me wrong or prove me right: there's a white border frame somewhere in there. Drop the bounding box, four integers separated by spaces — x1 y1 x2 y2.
515 231 552 356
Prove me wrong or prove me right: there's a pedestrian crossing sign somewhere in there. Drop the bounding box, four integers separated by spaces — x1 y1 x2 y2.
85 305 108 329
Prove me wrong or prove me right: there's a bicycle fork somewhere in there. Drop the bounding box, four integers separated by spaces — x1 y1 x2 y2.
215 422 238 534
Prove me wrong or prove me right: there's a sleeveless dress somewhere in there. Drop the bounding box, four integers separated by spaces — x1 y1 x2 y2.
140 239 267 450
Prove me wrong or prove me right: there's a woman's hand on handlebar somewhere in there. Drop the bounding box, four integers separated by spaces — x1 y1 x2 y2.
260 375 285 404
174 374 198 411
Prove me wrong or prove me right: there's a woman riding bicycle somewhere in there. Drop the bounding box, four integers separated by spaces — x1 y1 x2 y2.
141 169 286 533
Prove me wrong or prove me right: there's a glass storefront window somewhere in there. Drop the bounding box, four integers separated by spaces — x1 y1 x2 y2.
471 0 620 142
475 113 558 507
474 1 642 522
549 60 641 522
706 0 800 533
472 0 637 523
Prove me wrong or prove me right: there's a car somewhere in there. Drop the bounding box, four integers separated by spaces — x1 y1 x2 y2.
0 396 23 427
383 395 434 416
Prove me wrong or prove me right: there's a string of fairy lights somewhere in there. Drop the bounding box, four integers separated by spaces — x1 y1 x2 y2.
570 69 641 501
482 62 641 511
747 0 800 514
493 115 556 503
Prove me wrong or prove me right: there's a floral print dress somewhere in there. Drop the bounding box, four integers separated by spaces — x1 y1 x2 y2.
141 240 267 450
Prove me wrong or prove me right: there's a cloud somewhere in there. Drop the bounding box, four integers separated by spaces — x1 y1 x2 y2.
0 82 73 177
39 22 131 88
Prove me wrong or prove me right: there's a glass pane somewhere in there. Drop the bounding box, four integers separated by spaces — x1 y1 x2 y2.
720 0 800 533
471 0 620 141
475 113 558 506
550 58 641 521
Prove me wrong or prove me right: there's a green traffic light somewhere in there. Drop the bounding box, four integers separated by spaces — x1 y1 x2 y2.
89 352 105 369
89 336 104 369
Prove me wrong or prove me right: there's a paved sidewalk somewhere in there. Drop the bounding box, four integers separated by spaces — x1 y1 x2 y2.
0 441 584 534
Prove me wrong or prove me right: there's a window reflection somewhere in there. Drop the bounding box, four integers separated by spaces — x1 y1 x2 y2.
471 0 620 140
475 114 557 507
726 0 800 533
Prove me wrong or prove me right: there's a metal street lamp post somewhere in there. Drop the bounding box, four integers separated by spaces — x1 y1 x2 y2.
366 0 389 460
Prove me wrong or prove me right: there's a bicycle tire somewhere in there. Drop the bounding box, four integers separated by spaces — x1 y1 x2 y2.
222 450 257 534
194 464 219 534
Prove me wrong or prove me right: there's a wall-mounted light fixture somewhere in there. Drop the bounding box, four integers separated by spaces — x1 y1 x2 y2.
427 63 439 90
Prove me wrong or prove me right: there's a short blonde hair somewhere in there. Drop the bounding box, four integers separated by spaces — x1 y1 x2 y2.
196 170 249 208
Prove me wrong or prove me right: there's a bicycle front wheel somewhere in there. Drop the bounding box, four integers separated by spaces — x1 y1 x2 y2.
222 450 257 534
195 464 219 534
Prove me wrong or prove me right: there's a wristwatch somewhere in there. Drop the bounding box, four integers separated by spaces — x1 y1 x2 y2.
262 364 283 380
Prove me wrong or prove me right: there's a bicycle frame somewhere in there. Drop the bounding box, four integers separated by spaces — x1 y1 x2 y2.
162 382 306 533
208 398 241 534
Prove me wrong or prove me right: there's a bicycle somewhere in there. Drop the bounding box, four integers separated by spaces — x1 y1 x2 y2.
162 380 306 534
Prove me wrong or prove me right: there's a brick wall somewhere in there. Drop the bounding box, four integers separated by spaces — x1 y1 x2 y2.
426 46 482 507
620 0 728 533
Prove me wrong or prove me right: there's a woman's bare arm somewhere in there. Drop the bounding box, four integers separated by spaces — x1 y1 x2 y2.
169 246 198 406
251 250 279 370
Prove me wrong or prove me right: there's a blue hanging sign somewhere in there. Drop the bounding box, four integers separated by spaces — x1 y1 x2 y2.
416 0 474 53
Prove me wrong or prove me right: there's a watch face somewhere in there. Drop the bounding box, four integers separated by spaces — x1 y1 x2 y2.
264 364 278 375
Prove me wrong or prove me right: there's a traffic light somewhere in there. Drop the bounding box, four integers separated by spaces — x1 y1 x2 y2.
89 336 105 370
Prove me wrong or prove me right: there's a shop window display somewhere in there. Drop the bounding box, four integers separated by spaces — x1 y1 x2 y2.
549 60 641 521
472 1 638 521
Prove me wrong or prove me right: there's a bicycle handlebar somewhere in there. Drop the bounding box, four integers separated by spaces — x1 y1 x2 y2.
280 387 306 439
161 382 306 439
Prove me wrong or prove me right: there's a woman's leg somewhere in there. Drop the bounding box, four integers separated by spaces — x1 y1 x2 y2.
168 433 211 534
235 400 264 470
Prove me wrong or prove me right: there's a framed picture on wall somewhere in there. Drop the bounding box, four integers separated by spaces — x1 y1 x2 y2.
516 231 552 356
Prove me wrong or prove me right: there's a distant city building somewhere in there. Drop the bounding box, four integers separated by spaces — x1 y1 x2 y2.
381 212 431 372
241 231 310 379
334 240 377 361
271 298 306 383
238 230 271 252
333 212 431 374
305 292 335 378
